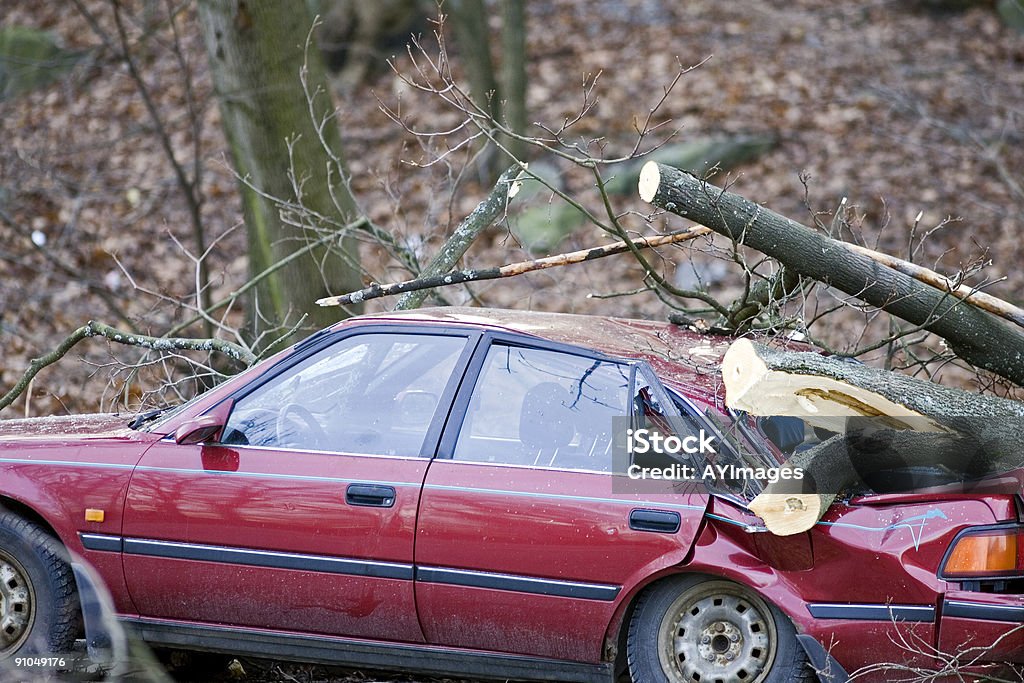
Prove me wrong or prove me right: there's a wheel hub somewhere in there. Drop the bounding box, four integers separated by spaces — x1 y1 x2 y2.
0 550 34 656
698 620 743 663
662 586 776 683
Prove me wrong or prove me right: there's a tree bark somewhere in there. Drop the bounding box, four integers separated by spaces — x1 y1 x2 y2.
748 435 847 537
197 0 361 342
750 429 980 536
844 242 1024 330
639 162 1024 387
723 339 1024 426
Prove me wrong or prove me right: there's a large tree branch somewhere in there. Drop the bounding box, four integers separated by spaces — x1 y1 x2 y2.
395 165 522 310
843 241 1024 329
0 322 256 413
639 162 1024 386
317 227 711 307
724 339 1024 534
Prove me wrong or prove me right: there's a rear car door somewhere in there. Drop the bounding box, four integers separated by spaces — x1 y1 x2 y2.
415 335 708 662
119 327 476 641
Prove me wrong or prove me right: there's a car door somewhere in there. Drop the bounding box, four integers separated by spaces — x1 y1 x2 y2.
414 336 709 662
121 327 477 641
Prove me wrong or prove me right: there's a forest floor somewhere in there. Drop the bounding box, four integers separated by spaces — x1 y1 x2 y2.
3 0 1023 418
2 0 1024 680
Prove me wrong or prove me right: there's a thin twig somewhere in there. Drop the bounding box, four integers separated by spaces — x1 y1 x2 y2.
317 227 711 307
0 322 256 413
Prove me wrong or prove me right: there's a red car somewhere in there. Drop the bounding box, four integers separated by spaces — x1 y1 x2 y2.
1 308 1022 682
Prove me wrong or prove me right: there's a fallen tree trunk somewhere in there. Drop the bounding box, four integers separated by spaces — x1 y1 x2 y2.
724 339 1024 533
638 162 1024 387
749 435 855 537
750 429 979 536
723 338 1024 430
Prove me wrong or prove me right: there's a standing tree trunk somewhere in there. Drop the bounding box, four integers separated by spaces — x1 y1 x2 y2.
197 0 362 342
449 0 531 180
449 0 499 121
498 0 527 162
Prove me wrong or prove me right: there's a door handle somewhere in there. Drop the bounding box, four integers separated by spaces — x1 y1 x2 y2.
629 508 681 533
346 484 396 508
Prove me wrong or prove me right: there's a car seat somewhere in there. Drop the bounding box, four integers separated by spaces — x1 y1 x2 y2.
519 382 575 467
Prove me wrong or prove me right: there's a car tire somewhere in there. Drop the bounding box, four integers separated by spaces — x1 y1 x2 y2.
0 512 79 659
627 575 813 683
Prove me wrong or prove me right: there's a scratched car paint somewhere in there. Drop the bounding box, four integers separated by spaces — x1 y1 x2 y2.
0 307 1022 683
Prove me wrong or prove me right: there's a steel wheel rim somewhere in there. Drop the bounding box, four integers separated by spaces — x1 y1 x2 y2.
0 549 35 657
658 581 778 683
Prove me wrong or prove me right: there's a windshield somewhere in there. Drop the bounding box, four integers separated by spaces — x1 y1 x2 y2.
659 388 788 501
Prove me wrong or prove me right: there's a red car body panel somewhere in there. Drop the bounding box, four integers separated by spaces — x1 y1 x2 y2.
0 414 160 614
0 307 1021 681
122 441 427 642
415 461 706 661
939 591 1024 663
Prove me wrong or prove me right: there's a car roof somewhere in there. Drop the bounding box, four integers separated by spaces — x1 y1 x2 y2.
352 307 733 400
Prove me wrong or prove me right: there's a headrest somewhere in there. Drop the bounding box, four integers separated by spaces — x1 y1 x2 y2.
519 382 575 451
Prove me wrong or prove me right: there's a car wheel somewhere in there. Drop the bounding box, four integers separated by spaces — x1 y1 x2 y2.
627 576 812 683
0 512 78 659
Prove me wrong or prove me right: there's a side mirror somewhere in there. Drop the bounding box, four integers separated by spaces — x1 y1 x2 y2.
174 415 224 445
173 399 234 445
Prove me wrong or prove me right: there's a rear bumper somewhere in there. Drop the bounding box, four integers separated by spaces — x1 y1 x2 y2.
939 593 1024 665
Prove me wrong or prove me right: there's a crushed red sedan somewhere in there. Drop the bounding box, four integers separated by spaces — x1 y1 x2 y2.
1 307 1022 682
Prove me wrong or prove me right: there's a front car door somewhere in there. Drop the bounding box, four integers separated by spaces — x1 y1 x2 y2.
119 327 477 641
415 335 708 662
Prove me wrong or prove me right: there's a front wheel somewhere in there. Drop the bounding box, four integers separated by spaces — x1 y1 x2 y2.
0 512 78 659
627 576 812 683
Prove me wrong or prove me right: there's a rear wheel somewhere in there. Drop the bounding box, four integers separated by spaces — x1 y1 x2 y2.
0 513 78 659
627 576 812 683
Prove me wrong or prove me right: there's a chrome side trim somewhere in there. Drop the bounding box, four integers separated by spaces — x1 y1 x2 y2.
110 535 621 602
202 443 427 460
416 566 620 601
943 600 1024 622
132 465 421 488
0 458 135 469
423 482 706 512
80 533 123 552
807 603 935 622
122 538 414 581
436 458 613 477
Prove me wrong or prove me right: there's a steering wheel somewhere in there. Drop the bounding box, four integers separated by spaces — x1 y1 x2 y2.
275 403 329 450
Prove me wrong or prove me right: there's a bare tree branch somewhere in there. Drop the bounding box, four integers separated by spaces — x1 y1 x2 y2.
0 322 256 413
317 226 711 307
395 165 523 310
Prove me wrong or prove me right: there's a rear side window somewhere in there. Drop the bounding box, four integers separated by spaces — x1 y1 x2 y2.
453 345 630 471
222 333 467 456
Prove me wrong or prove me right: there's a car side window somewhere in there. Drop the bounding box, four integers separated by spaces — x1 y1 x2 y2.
221 333 467 456
629 372 710 472
453 344 630 471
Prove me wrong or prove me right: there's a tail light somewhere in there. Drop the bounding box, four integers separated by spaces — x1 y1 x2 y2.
941 525 1024 580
